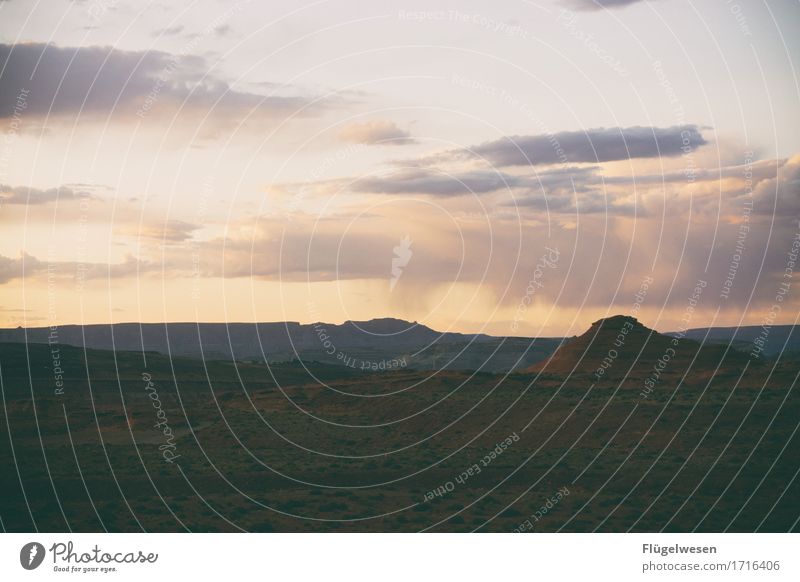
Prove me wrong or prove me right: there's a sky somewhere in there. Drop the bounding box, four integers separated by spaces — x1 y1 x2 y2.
0 0 798 337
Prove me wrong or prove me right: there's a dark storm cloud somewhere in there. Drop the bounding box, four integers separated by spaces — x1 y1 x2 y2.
0 43 321 120
426 125 706 168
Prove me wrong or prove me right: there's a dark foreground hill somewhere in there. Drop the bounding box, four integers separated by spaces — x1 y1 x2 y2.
1 315 798 533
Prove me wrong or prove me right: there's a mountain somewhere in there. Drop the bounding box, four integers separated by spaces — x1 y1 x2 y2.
527 315 751 380
0 318 483 358
3 316 787 374
670 325 800 356
0 318 563 372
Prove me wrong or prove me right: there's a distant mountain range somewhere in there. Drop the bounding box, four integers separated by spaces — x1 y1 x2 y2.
670 325 800 356
0 317 795 372
0 317 481 358
0 318 562 372
0 319 482 359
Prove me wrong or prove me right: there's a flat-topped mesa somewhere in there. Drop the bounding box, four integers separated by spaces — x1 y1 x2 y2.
341 318 426 334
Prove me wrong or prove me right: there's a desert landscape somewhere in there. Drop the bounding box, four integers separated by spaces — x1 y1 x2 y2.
2 315 797 532
1 0 798 553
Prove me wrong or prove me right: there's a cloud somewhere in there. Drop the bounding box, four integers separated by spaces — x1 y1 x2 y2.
0 253 29 284
0 252 156 284
0 183 97 204
352 168 525 196
151 25 185 37
565 0 650 11
357 166 603 196
276 165 596 200
273 149 787 225
213 24 233 37
600 157 784 186
339 152 792 220
0 43 327 122
115 219 201 242
186 212 485 284
423 125 706 167
3 153 798 322
337 120 414 145
511 187 638 216
745 155 800 220
180 190 800 320
508 156 795 219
